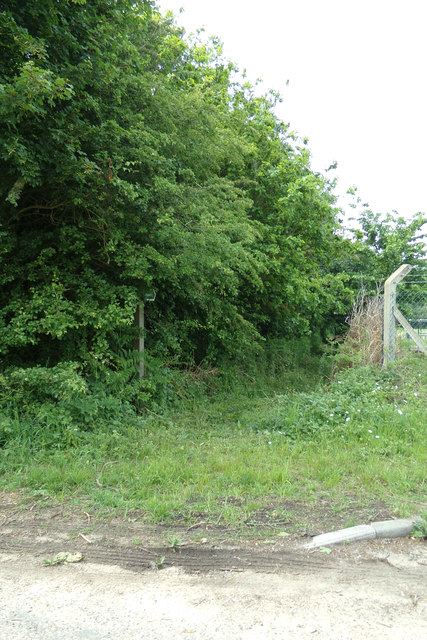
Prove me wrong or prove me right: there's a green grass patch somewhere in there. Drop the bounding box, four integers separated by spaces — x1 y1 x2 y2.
0 352 425 526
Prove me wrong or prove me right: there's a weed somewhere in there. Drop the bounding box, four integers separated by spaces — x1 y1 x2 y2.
167 534 182 550
334 292 383 368
344 518 357 529
43 556 64 567
412 513 427 539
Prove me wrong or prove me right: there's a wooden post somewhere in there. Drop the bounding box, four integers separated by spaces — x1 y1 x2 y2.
135 292 156 378
383 264 412 365
136 302 145 378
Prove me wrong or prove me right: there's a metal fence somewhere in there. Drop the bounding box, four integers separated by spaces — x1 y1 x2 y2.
383 264 427 364
397 268 427 353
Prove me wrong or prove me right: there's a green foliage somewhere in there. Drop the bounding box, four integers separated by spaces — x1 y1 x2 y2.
1 355 425 524
0 0 353 399
412 513 427 539
337 210 426 294
224 87 353 339
3 0 423 439
0 362 143 449
243 361 423 447
1 0 424 521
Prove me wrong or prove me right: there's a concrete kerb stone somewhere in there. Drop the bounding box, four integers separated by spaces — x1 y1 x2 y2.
305 517 423 550
372 518 417 539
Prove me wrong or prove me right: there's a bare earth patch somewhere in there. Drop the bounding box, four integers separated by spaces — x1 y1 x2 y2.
1 491 426 639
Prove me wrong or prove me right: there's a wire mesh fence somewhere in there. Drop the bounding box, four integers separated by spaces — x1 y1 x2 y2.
342 264 426 366
396 267 427 353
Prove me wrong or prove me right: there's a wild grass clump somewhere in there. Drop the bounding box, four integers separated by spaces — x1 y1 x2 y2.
334 292 383 368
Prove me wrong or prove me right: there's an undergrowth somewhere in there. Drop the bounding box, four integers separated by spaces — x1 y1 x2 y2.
0 340 425 526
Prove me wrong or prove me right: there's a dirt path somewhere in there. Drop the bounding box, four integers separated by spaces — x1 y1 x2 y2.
1 493 426 639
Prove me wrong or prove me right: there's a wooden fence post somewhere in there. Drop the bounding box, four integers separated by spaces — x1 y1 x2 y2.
135 292 156 378
136 302 145 378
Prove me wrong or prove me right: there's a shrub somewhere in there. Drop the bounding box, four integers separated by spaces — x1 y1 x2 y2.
0 362 142 449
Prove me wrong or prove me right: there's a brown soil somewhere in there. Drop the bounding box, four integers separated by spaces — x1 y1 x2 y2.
0 490 425 572
1 492 426 639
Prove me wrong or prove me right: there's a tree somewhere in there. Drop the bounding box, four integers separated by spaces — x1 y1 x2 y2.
1 0 354 398
335 210 426 295
223 86 353 340
0 1 263 371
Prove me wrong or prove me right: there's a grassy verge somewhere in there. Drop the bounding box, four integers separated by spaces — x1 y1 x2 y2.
0 353 425 529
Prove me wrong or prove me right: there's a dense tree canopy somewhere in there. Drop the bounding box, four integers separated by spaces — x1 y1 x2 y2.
1 0 423 409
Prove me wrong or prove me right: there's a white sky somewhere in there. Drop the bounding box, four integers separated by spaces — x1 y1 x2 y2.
158 0 427 222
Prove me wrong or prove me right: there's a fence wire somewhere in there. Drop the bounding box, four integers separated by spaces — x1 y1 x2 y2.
396 271 427 350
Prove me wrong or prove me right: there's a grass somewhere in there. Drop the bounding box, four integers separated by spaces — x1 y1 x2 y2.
0 350 426 529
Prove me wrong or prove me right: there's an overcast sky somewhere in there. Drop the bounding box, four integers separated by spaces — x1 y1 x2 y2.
158 0 427 222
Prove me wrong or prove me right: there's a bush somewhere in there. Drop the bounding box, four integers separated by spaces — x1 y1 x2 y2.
0 362 142 449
